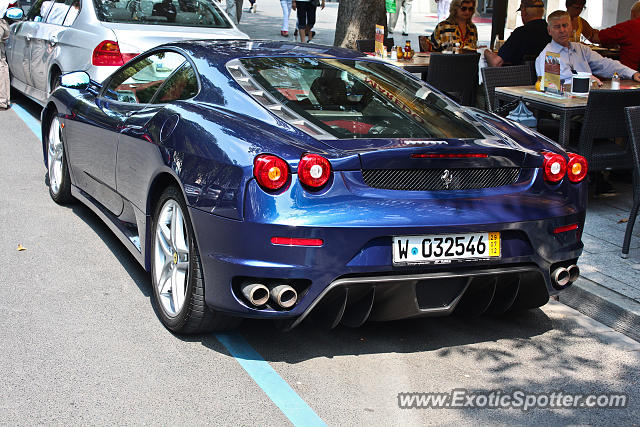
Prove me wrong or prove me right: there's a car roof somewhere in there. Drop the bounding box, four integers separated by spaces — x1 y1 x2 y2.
163 39 367 66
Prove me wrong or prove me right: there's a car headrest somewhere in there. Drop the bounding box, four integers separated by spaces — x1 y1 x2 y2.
310 77 348 107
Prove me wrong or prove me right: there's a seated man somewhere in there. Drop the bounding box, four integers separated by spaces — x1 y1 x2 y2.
535 10 640 82
596 1 640 71
484 0 550 67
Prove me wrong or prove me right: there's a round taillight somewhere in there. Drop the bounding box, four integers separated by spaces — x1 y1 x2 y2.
298 154 332 188
254 154 289 190
542 152 567 183
567 152 588 183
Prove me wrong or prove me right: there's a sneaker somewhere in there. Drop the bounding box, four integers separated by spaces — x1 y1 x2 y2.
251 3 256 12
402 32 409 36
281 30 289 37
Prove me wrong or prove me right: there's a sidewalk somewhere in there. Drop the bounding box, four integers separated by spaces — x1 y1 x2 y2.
236 0 640 342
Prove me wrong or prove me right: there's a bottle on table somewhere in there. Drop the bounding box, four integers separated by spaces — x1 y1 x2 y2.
611 72 620 90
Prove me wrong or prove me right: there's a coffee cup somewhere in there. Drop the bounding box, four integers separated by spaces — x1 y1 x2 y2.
571 72 591 95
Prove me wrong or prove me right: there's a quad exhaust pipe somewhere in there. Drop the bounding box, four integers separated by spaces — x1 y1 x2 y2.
551 264 580 289
270 284 298 309
241 282 270 306
241 281 298 309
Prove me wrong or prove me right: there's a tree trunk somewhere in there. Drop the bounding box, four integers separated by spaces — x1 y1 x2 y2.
334 0 387 49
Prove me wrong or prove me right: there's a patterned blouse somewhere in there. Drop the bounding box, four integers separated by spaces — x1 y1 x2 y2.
430 18 478 51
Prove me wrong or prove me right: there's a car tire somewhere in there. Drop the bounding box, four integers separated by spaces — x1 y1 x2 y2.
46 113 73 204
151 186 241 334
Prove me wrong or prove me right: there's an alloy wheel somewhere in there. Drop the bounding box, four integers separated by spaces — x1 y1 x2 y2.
47 116 64 195
154 199 190 317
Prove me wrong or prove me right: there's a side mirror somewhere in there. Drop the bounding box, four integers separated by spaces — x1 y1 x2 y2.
5 7 24 20
60 71 91 90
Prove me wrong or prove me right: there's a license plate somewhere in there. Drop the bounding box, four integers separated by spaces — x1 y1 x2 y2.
393 232 501 264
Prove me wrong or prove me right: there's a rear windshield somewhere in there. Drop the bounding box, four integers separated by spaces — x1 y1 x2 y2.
236 57 484 140
93 0 232 28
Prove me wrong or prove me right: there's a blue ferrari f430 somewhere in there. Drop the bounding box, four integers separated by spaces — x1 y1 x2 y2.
41 40 588 333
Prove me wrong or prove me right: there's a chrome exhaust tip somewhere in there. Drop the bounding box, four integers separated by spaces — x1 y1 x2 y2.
552 267 571 288
241 282 270 306
567 264 580 283
270 284 298 309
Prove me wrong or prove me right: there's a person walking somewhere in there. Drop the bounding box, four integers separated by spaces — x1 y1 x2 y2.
292 0 324 43
280 0 292 37
225 0 244 24
436 0 452 22
388 0 412 36
0 0 11 110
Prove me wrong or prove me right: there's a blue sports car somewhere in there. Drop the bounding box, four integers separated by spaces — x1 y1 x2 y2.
42 40 588 333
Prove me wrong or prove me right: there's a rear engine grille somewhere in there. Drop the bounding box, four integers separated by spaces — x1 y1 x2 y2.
362 168 521 191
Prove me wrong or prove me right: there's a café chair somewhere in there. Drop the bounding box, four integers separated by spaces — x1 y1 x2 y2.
621 106 640 258
568 89 640 171
355 38 394 53
426 52 480 107
481 64 536 113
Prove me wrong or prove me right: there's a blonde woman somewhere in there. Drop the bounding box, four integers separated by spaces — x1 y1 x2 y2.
430 0 478 51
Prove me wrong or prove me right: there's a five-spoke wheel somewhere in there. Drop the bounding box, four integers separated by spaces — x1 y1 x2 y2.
154 199 190 317
151 186 240 333
46 112 72 203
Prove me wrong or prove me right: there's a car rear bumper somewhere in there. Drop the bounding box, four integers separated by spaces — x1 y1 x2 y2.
189 206 585 326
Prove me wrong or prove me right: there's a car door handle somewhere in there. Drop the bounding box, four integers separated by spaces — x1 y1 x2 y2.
49 36 58 47
25 35 31 42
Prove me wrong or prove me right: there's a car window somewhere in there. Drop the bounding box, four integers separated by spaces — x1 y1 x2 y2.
237 57 484 140
44 0 70 24
152 61 198 103
92 0 232 28
26 0 50 21
103 51 186 104
62 0 81 26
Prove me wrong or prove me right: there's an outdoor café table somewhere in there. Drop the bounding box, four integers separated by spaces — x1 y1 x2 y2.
495 80 640 146
365 52 431 74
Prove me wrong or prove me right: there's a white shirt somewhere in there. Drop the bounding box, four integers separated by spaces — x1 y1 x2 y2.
535 40 637 81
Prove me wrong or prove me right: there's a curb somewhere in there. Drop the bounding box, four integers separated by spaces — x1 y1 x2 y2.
559 276 640 343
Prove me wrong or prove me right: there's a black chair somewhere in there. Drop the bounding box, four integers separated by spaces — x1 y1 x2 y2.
622 106 640 258
355 38 395 53
481 64 536 113
426 52 481 106
568 90 640 172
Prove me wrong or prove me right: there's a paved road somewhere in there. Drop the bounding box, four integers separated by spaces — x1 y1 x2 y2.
1 92 640 424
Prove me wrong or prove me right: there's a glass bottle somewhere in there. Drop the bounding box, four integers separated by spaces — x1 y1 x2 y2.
404 40 411 53
611 72 620 90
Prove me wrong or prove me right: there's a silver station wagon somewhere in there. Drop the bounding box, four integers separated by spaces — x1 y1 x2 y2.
6 0 248 104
